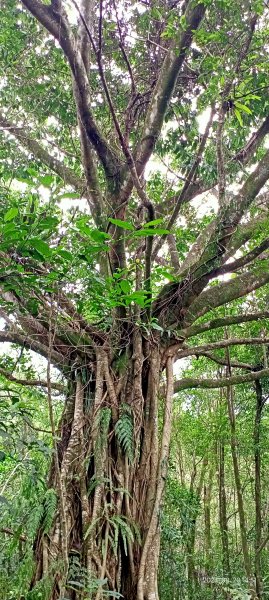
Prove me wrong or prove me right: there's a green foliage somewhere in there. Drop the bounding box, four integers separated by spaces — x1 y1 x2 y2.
42 489 57 534
66 556 122 598
115 404 134 462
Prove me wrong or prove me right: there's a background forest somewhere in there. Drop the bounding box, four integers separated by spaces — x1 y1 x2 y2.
1 0 269 599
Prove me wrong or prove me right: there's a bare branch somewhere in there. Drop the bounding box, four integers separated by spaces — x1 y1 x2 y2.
0 366 65 391
215 238 269 276
167 234 180 273
21 0 120 181
178 337 269 360
185 266 269 324
187 148 269 289
224 212 269 263
179 311 269 339
0 330 67 370
174 367 269 392
192 352 253 371
233 115 269 166
1 527 27 542
136 3 205 172
77 0 93 75
152 106 214 259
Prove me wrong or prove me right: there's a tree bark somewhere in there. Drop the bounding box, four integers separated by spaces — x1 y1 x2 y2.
29 343 174 600
186 455 207 600
226 383 256 599
253 379 265 599
218 439 231 581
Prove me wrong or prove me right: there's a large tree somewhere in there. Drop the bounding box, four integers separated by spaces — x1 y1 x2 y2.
1 0 269 598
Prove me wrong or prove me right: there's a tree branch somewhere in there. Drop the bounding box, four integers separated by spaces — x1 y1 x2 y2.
233 115 269 166
178 337 269 360
0 330 67 371
136 3 205 172
1 527 27 542
178 311 269 339
0 113 85 192
185 265 269 324
21 0 120 182
215 238 269 276
192 351 253 371
152 105 214 259
0 366 65 391
174 367 269 392
186 147 269 292
118 2 206 205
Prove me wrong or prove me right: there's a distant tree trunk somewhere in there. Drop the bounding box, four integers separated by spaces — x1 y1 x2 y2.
30 344 174 600
204 469 213 572
218 440 231 581
253 379 265 599
226 383 256 599
187 456 207 600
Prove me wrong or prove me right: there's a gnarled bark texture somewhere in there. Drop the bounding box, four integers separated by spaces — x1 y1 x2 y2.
30 341 174 600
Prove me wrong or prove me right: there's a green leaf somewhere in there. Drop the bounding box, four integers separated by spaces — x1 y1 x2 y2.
4 207 18 222
234 101 252 114
38 174 54 187
39 216 59 230
234 109 243 127
146 218 164 227
90 229 111 241
57 249 73 261
57 192 79 200
26 298 39 316
119 279 131 294
125 291 149 307
151 321 164 332
109 218 134 230
29 238 51 258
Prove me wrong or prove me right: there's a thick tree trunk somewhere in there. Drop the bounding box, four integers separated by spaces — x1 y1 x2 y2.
29 341 174 600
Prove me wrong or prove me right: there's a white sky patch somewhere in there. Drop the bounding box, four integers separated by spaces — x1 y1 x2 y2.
191 190 218 217
58 196 89 211
174 357 190 377
46 116 58 128
197 106 213 134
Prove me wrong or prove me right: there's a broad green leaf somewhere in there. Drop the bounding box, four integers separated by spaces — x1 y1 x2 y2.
57 249 73 261
146 218 164 227
109 218 134 230
29 238 51 258
57 192 79 199
4 207 18 222
119 279 131 294
91 229 111 241
151 321 164 331
234 108 243 126
234 101 252 114
38 174 54 186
